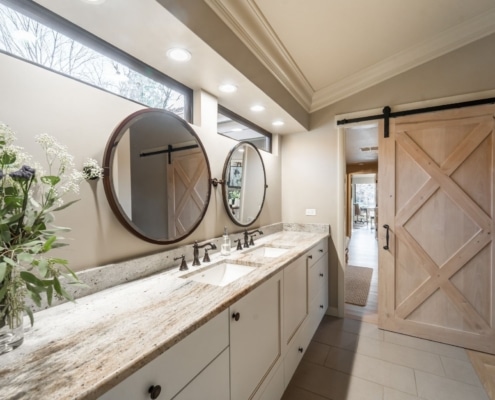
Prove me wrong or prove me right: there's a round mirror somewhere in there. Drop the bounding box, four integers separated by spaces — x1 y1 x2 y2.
222 142 267 226
103 109 211 244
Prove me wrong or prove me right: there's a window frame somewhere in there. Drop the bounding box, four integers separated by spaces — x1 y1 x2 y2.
218 105 272 153
0 0 193 122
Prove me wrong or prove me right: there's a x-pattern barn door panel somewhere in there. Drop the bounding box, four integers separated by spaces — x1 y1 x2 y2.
378 104 495 353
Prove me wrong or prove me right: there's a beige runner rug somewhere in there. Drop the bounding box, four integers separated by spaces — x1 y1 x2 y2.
345 265 373 306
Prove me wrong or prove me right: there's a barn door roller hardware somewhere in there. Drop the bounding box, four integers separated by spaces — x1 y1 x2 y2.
337 97 495 138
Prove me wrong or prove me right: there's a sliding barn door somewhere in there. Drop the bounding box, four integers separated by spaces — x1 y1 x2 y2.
167 148 208 238
378 104 495 353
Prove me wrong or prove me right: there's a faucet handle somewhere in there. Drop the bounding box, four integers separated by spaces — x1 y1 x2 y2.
174 255 188 271
249 235 256 246
235 239 243 251
203 249 211 263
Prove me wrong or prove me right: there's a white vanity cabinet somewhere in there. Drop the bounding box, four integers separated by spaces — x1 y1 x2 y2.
283 239 329 387
230 272 283 400
99 309 229 400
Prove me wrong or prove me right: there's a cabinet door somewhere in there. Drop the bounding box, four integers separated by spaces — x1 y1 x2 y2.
230 272 282 400
173 348 229 400
99 310 228 400
283 255 308 345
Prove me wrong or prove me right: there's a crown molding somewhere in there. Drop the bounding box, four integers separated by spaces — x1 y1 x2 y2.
205 1 495 113
205 0 313 111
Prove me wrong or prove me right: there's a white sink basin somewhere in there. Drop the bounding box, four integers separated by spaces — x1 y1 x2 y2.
182 263 256 286
247 246 290 258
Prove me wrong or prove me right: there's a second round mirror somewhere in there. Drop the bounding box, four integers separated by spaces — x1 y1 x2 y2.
222 142 266 226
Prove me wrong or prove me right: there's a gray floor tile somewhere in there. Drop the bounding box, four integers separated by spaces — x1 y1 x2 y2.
441 355 484 387
415 370 489 400
290 360 383 400
324 346 417 395
281 384 329 400
383 331 469 361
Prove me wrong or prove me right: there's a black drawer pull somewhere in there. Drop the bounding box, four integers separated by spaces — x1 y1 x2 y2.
320 304 324 309
298 347 304 353
149 385 162 399
232 312 240 321
319 249 323 252
319 273 324 277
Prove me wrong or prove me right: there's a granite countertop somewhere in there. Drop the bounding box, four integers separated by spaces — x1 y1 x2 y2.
0 229 328 400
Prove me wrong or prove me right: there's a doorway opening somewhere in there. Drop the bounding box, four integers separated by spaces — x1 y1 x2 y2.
344 124 379 324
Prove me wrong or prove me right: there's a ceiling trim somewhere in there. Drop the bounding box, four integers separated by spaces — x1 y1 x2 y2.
205 0 313 111
205 1 495 113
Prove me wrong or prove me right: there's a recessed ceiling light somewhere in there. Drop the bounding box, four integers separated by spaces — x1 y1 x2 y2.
272 120 284 127
166 48 191 62
219 84 238 93
250 105 265 112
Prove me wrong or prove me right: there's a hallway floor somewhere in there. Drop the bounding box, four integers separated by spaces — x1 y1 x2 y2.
281 222 491 400
345 224 378 323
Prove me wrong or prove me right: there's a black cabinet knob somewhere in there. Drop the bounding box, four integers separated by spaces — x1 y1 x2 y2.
298 347 304 353
148 385 162 399
308 255 313 259
232 312 240 321
320 305 324 309
319 273 324 277
319 249 323 253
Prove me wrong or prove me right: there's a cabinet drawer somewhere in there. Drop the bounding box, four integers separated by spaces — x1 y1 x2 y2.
308 255 328 304
307 286 328 340
100 309 228 400
306 239 328 267
283 318 311 387
173 348 230 400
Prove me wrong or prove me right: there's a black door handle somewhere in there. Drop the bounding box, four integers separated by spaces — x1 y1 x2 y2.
383 224 390 250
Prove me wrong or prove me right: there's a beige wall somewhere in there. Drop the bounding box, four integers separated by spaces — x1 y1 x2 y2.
281 33 495 315
0 53 282 272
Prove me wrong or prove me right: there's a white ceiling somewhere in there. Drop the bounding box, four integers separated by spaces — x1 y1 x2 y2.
205 0 495 112
32 0 495 163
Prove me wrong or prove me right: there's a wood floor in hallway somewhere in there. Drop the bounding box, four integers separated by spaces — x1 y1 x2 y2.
344 224 378 324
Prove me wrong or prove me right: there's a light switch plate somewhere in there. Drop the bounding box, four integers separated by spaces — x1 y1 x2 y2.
305 208 316 216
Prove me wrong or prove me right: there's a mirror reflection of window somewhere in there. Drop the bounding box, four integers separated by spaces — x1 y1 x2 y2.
222 142 266 226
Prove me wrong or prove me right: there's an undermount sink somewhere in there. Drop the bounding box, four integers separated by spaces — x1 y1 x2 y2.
246 246 290 258
181 263 256 286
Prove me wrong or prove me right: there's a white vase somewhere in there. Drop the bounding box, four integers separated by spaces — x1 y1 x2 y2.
0 315 24 354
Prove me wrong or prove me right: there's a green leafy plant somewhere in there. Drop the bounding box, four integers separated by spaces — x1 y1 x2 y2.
0 122 84 330
229 190 241 200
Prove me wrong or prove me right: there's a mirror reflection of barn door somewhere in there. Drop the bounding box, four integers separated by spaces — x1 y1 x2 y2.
378 104 495 353
167 148 208 238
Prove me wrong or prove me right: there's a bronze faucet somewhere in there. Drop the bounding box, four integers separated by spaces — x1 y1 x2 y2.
192 241 217 266
243 229 263 248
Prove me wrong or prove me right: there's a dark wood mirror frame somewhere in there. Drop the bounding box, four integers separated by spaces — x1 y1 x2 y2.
103 108 211 244
221 141 267 227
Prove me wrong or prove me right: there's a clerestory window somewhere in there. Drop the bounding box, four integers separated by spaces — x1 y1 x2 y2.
217 106 272 153
0 0 192 120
